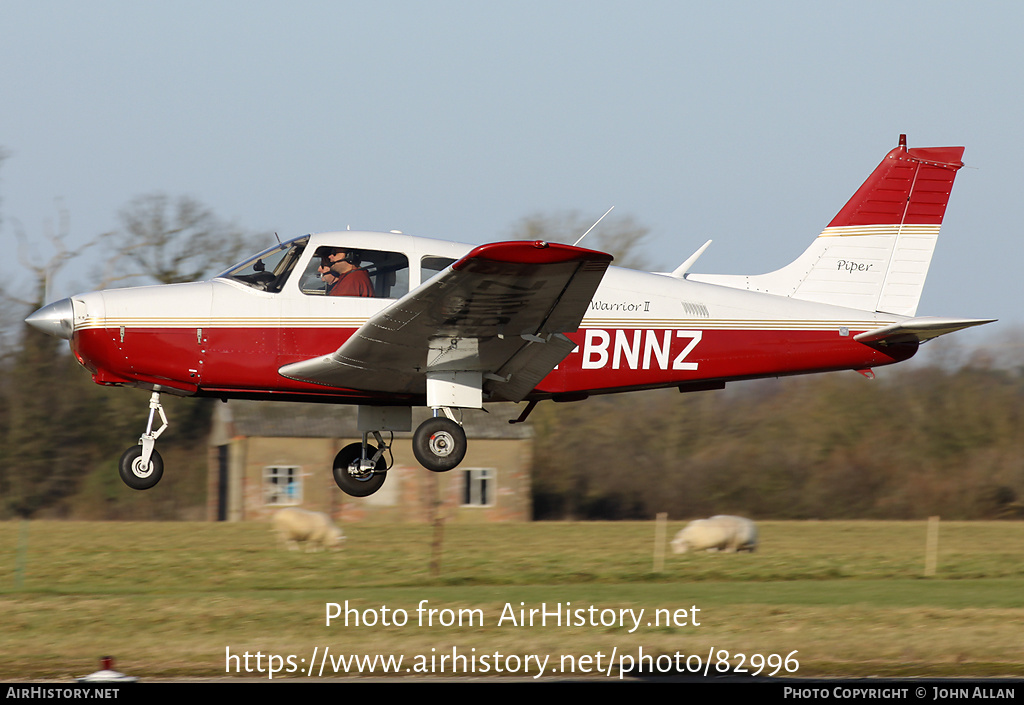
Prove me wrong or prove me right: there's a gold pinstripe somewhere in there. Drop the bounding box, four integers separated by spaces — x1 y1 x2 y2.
581 318 890 330
78 316 895 332
818 224 941 238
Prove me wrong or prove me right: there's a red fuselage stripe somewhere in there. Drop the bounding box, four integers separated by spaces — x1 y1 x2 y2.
72 325 914 399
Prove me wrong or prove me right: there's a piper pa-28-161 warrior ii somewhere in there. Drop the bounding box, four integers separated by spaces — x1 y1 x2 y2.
26 135 994 496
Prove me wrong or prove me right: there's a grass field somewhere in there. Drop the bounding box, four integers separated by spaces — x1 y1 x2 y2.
1 520 1023 680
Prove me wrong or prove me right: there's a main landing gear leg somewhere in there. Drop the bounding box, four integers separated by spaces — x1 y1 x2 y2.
413 408 467 473
118 391 168 490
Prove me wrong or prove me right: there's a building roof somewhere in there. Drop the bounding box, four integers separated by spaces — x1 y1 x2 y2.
212 399 533 443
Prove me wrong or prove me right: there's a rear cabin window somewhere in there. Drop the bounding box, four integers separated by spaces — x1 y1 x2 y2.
421 255 457 284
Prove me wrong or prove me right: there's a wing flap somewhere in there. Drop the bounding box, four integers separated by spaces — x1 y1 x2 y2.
487 332 578 402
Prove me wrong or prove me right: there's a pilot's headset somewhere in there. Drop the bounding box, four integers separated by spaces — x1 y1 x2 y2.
339 249 362 267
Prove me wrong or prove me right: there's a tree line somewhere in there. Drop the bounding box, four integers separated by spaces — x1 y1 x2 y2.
530 347 1024 520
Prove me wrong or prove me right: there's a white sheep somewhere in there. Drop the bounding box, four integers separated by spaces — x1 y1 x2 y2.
671 515 758 554
272 508 345 552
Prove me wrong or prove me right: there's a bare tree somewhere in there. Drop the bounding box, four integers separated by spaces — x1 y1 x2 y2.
506 210 653 270
0 200 110 354
110 193 269 285
10 202 99 306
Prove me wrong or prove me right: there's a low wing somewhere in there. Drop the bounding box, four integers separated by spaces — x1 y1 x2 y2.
854 316 995 346
279 241 613 402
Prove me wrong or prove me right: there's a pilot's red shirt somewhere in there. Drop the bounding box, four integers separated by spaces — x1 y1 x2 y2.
328 268 374 297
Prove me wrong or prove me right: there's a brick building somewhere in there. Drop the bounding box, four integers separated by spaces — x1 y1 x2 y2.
208 400 532 523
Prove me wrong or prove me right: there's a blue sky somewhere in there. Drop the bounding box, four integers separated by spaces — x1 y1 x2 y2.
2 1 1020 348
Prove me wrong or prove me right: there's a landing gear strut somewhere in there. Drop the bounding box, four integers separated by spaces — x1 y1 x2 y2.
118 391 167 490
331 405 469 496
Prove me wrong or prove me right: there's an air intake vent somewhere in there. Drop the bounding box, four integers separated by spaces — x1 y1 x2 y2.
682 302 709 318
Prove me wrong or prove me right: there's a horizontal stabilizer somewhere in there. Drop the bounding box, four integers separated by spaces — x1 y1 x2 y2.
854 317 995 346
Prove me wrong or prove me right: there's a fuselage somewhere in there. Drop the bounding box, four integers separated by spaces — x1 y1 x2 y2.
55 231 914 403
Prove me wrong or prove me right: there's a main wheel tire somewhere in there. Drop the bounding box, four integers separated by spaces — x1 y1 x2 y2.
412 417 467 472
332 442 387 497
118 446 164 490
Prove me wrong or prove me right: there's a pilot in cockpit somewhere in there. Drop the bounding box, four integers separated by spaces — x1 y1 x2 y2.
318 258 339 294
325 247 373 297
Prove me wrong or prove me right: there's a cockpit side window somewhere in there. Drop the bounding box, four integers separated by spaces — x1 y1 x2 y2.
219 237 308 292
300 247 410 299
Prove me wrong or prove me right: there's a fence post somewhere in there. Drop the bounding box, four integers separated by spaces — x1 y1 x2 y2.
924 515 940 577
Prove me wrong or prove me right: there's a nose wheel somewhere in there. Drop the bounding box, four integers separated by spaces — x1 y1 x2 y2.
413 416 467 472
119 446 164 490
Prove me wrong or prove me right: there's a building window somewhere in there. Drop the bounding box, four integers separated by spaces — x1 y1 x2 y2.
264 466 302 506
462 468 495 507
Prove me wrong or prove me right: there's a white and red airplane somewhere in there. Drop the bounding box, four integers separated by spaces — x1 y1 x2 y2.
27 136 992 496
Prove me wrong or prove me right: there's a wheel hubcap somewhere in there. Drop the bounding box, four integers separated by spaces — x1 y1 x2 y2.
428 431 455 457
132 458 153 478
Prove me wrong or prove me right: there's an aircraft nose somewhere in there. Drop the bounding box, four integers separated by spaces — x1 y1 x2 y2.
25 298 75 339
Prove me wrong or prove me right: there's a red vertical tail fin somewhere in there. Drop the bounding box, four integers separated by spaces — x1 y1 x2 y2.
829 135 964 228
689 136 965 316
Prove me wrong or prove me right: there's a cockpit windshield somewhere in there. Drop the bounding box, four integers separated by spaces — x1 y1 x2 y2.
217 236 309 292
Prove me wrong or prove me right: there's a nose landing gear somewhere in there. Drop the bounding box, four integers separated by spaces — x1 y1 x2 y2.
118 392 168 490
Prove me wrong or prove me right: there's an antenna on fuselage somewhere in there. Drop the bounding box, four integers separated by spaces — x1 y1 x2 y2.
671 240 713 278
671 239 712 278
573 206 615 247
